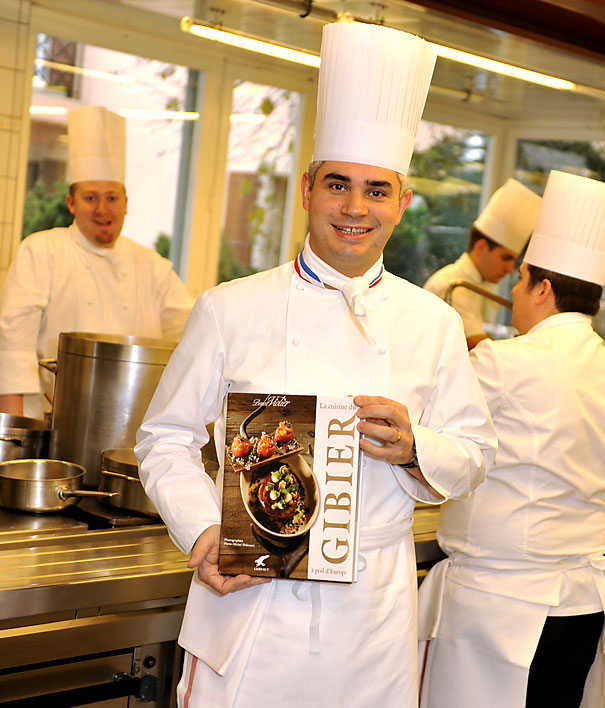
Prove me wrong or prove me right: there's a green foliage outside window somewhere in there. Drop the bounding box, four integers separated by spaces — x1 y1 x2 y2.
22 180 73 239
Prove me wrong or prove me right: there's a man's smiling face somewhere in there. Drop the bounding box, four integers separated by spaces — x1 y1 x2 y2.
301 161 411 277
66 181 127 248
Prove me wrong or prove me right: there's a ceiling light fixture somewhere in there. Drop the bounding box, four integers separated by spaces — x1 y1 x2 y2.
29 106 200 121
180 17 320 68
425 43 574 91
180 16 583 94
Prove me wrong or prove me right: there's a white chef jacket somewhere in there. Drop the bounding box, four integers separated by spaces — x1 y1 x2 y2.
0 223 194 417
418 312 605 708
424 252 497 337
136 260 496 707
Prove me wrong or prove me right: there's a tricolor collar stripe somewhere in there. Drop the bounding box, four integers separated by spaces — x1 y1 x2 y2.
297 252 323 285
369 267 384 288
295 252 384 288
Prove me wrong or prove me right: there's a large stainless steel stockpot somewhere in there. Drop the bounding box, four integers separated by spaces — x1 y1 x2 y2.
0 459 115 513
46 333 176 487
0 413 49 462
99 448 159 517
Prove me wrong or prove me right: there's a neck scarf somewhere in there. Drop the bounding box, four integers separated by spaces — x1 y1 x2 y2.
294 235 384 344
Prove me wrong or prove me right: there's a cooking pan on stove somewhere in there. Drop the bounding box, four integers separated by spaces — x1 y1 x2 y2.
98 448 159 517
0 459 116 513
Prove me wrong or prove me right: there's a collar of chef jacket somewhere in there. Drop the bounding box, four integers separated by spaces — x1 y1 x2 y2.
526 311 594 336
69 222 128 279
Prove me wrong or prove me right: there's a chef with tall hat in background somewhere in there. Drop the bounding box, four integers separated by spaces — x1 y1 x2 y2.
0 105 194 419
135 19 496 708
418 170 605 708
424 178 542 349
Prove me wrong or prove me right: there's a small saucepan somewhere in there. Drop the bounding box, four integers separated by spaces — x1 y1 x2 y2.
99 448 159 517
0 459 117 513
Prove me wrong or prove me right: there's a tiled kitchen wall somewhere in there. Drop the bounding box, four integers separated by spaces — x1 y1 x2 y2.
0 0 30 284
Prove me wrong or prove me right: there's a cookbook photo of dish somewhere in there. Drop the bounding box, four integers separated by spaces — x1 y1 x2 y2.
219 392 361 582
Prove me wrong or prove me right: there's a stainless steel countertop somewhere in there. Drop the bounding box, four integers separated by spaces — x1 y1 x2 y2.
0 504 441 622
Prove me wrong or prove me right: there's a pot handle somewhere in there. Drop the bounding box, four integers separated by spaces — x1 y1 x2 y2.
101 468 139 482
0 436 23 446
39 358 58 374
59 489 119 500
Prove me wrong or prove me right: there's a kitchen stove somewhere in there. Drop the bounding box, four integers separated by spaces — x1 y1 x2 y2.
68 497 162 528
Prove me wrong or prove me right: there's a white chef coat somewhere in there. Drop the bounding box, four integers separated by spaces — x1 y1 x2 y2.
136 260 497 707
418 312 605 708
424 252 497 337
0 223 194 417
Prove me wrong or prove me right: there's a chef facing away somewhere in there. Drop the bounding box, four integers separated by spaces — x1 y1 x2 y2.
135 19 496 708
418 170 605 708
0 105 193 419
424 178 541 349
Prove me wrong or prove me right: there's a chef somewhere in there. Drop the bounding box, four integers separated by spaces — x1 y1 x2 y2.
136 20 496 708
424 178 541 349
0 105 194 418
418 170 605 707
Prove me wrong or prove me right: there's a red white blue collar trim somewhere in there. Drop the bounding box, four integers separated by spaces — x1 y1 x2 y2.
294 251 383 288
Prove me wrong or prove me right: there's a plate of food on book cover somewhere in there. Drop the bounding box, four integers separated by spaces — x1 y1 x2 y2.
240 453 319 549
227 406 303 473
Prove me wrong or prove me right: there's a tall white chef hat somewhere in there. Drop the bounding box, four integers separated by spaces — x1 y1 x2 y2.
524 170 605 286
313 20 436 175
473 178 542 253
67 105 126 184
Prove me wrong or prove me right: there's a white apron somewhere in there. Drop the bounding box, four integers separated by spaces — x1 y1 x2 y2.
419 315 605 708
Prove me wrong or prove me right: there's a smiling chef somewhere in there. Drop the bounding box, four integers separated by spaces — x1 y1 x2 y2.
135 19 496 708
0 105 193 419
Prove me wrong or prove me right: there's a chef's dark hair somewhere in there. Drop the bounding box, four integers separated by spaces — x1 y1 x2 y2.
467 227 498 253
526 264 602 316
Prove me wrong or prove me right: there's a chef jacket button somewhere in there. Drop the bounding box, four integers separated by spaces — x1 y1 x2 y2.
377 346 387 355
296 283 304 291
292 337 300 347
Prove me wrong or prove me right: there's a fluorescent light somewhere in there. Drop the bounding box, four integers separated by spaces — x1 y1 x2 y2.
30 105 67 115
179 17 588 95
180 17 320 68
230 113 266 124
426 43 575 91
35 58 134 85
29 106 200 121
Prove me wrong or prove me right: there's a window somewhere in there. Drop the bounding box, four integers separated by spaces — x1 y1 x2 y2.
24 34 200 270
217 81 303 283
383 121 490 286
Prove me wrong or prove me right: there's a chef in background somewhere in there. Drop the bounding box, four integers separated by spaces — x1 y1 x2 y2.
135 20 496 708
0 105 194 418
424 178 541 349
418 170 605 708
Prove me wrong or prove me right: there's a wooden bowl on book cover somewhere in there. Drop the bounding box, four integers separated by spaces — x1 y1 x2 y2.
240 453 319 549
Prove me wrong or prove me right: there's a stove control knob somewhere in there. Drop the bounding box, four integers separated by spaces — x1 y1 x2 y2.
143 655 157 669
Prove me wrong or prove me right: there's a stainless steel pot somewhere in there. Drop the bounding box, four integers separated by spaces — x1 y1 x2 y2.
44 332 176 487
99 448 158 517
0 459 116 513
0 413 49 462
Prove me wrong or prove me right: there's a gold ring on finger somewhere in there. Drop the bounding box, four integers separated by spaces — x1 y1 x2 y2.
394 430 402 444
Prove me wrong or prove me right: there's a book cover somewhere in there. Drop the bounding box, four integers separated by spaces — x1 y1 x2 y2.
219 392 361 582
